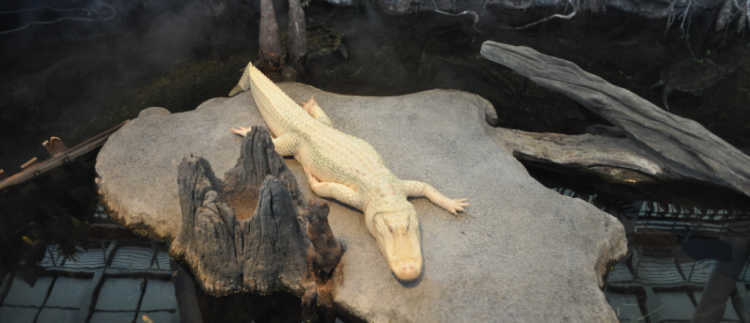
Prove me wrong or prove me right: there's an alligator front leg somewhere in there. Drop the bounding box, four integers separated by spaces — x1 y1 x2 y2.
303 167 364 210
400 180 469 215
231 126 299 157
301 96 333 127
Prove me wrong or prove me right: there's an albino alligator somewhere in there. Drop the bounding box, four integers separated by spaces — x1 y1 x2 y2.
229 63 469 281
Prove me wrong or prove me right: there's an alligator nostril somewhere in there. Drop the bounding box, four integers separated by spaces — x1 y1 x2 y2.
393 260 420 281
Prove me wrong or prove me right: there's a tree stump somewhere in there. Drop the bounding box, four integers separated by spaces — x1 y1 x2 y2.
258 0 283 71
170 127 343 320
287 0 307 69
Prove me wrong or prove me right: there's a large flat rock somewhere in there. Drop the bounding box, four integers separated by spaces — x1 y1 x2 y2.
95 83 627 323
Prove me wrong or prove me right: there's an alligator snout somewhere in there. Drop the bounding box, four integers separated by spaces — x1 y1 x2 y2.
366 202 424 282
381 218 422 282
391 257 422 281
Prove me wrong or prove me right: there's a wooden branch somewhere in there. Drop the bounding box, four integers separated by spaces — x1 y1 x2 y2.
493 127 663 184
42 136 68 157
481 41 750 196
0 120 127 191
171 127 343 314
20 157 38 169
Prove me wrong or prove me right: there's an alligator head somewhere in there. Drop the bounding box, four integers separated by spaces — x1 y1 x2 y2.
365 199 423 282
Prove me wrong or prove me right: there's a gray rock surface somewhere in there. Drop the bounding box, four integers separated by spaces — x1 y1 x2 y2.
95 83 627 323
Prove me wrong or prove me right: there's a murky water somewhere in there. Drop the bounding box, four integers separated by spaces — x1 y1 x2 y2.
2 0 750 322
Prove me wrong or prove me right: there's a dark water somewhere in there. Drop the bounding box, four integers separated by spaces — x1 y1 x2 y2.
1 0 750 322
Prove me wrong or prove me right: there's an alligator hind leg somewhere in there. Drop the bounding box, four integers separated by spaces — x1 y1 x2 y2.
301 96 333 127
231 126 299 156
303 167 364 210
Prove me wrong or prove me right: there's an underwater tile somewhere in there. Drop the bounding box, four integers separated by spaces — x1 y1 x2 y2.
606 262 634 283
36 308 77 323
683 260 717 284
38 245 66 267
605 292 641 321
94 278 142 311
110 246 153 270
89 311 136 323
139 280 177 311
154 251 171 270
45 277 88 308
656 292 695 321
3 276 53 306
62 248 106 271
0 306 38 323
634 256 683 285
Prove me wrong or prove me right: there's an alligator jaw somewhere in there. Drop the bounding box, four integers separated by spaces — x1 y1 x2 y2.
368 206 424 282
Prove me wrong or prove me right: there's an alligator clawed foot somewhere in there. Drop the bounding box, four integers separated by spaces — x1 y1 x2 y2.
230 126 253 137
445 198 470 215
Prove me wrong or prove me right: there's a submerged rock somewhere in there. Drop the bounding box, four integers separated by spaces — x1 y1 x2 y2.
95 84 626 322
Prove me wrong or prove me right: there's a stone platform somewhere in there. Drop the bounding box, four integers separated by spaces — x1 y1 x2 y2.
95 83 627 323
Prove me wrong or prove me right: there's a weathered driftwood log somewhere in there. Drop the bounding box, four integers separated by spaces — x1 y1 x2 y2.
492 127 661 184
480 40 750 197
170 127 343 320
